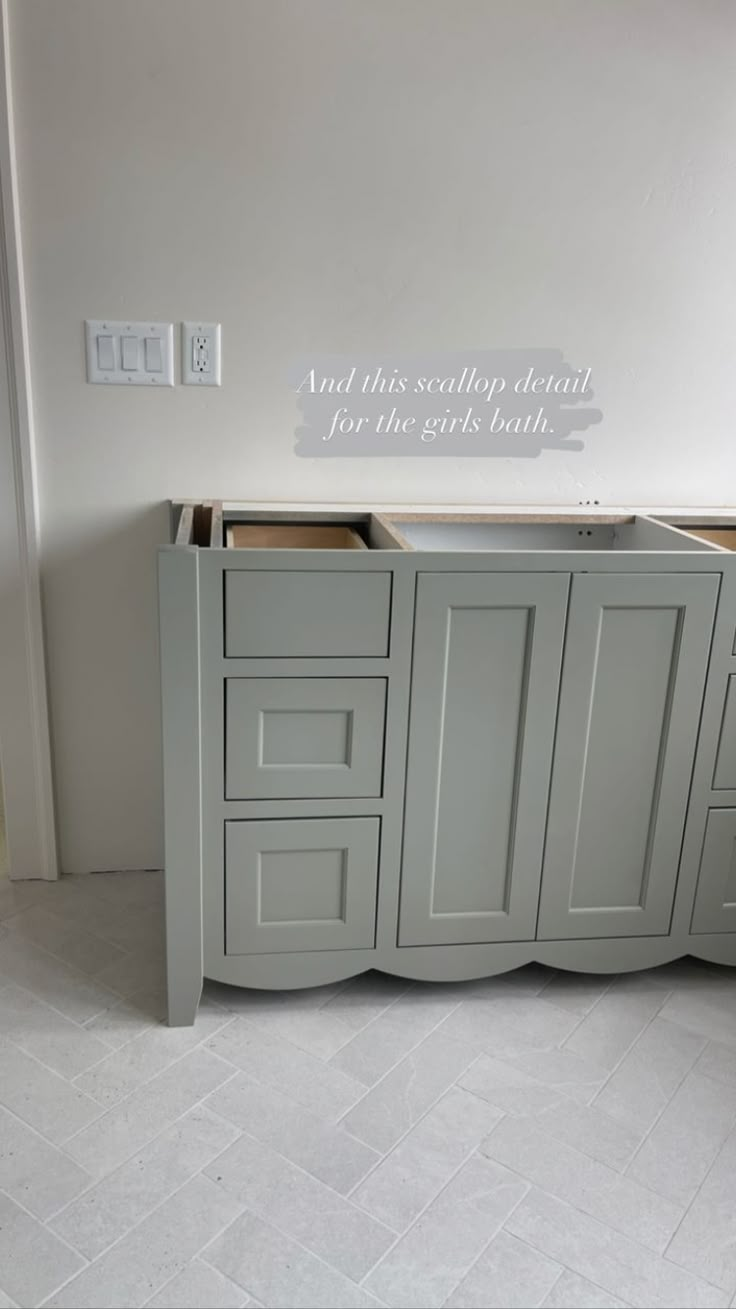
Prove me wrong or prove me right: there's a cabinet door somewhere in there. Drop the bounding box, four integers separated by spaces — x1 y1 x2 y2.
690 809 736 934
398 572 569 946
537 573 719 940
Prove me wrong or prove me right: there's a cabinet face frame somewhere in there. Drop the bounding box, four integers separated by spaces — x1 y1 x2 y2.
537 572 720 940
399 571 569 946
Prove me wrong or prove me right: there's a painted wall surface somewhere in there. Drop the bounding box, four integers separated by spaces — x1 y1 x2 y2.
8 0 736 872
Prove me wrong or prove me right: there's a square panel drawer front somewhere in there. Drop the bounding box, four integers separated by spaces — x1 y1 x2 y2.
226 678 386 799
690 809 736 934
225 817 380 954
224 570 392 658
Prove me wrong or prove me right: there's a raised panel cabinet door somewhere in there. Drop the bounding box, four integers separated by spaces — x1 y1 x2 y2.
398 572 569 946
690 809 736 934
225 817 379 954
537 573 719 941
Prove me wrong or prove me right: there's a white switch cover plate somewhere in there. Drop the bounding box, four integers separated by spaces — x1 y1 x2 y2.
182 321 221 386
85 320 174 386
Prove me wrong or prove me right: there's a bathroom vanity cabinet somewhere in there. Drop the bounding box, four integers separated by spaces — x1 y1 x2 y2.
159 505 736 1024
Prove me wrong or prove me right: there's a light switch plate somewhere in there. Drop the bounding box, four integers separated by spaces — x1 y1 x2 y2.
182 321 221 386
85 320 174 386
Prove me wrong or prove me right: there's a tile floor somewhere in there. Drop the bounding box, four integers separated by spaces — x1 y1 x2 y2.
1 872 736 1307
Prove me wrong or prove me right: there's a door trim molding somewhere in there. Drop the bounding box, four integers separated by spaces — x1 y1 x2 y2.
0 0 57 880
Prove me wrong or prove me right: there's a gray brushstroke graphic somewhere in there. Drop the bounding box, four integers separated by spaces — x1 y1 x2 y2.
293 350 602 457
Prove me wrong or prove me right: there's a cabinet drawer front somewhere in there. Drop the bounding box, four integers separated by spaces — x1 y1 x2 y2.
713 678 736 790
399 572 569 946
225 817 379 954
224 570 392 658
691 809 736 934
538 573 719 940
225 678 386 799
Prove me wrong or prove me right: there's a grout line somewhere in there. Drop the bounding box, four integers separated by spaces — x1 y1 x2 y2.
0 1181 92 1277
332 996 468 1128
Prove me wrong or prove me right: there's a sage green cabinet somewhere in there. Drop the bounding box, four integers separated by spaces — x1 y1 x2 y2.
690 809 736 934
398 572 569 945
537 573 719 939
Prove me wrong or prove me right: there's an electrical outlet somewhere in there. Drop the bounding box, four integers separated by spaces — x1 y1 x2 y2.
182 322 221 386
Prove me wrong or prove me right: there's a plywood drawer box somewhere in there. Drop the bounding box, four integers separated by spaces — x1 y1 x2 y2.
224 570 392 658
225 817 380 954
225 677 386 799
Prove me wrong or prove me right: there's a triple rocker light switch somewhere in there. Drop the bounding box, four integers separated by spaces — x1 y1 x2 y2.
85 320 221 386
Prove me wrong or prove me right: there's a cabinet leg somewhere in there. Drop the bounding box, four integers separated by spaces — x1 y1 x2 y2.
167 968 203 1027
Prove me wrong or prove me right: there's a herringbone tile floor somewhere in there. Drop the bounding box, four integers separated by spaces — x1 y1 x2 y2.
1 872 736 1308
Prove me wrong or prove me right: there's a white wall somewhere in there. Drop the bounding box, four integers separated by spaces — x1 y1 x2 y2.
8 0 736 873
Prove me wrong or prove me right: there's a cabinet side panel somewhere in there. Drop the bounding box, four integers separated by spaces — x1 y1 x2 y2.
158 548 203 1025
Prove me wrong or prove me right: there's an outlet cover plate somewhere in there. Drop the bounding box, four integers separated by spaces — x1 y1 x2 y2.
182 321 221 386
85 320 174 385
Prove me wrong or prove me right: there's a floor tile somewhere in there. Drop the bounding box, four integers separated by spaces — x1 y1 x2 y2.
205 1071 379 1194
506 1188 728 1308
446 1229 561 1308
626 1071 736 1206
84 989 166 1049
0 1191 84 1307
46 1175 242 1308
319 970 413 1032
594 1017 706 1134
204 1209 382 1308
541 1270 630 1307
562 985 666 1071
660 991 736 1048
341 1030 476 1153
0 877 53 922
666 1127 736 1292
352 1086 501 1231
94 947 167 998
64 1047 236 1175
0 1104 90 1219
437 995 579 1059
329 991 462 1087
363 1154 529 1307
696 1040 736 1088
144 1259 249 1307
508 1047 610 1105
0 982 111 1077
539 971 615 1015
0 932 117 1022
0 1036 103 1143
72 1000 232 1106
481 1115 682 1253
51 1105 240 1259
4 905 128 976
207 1016 364 1119
459 1054 565 1116
530 1097 643 1171
204 1132 394 1282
